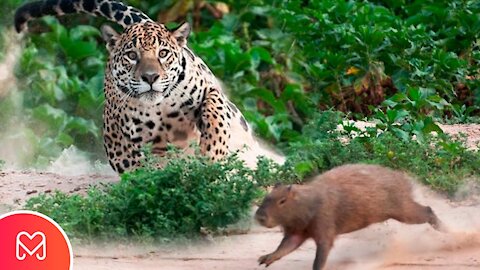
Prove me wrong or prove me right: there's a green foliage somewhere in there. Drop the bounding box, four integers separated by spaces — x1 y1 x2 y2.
188 5 314 142
372 87 446 141
190 0 480 141
0 0 478 165
26 151 260 241
285 111 480 194
5 17 106 165
279 0 478 100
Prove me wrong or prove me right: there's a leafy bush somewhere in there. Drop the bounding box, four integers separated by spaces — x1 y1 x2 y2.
0 17 106 166
187 0 480 141
278 0 479 107
372 86 447 141
285 111 480 194
26 151 260 241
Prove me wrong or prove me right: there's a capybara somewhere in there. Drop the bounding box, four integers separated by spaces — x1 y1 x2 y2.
255 164 443 270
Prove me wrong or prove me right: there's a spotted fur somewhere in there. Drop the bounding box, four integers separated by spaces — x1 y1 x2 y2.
15 0 151 32
15 0 262 173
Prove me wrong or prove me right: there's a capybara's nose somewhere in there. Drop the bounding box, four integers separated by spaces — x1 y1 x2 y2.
255 209 267 224
256 214 267 224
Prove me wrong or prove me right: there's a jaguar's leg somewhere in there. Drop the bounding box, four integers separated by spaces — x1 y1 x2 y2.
198 87 231 160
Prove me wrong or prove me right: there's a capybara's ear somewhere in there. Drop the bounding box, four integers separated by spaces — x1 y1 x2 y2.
286 185 296 198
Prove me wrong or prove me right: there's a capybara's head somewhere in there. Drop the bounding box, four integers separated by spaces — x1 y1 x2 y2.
255 184 296 228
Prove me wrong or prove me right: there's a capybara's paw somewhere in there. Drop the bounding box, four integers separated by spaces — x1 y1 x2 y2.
433 220 450 233
258 253 276 267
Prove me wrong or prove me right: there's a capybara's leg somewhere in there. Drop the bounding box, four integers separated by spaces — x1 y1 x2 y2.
424 206 448 232
392 201 444 231
258 234 307 267
313 238 333 270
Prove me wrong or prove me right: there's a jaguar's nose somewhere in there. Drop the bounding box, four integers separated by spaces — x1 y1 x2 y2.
141 72 160 85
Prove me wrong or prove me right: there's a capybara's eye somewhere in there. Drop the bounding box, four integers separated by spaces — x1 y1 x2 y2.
278 198 286 206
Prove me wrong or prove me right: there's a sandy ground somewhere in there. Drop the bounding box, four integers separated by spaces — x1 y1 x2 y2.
438 123 480 149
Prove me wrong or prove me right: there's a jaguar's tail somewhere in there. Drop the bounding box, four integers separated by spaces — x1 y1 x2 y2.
14 0 153 33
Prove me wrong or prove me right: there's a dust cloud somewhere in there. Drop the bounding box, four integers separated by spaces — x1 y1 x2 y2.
379 183 479 268
224 106 285 168
0 30 114 175
0 30 37 169
47 146 115 176
325 181 480 270
0 31 20 98
236 137 285 169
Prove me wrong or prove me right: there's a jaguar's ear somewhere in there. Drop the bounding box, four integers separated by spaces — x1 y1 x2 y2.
101 24 120 52
171 22 190 46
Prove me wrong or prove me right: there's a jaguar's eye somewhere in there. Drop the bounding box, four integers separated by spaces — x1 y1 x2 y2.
126 51 138 61
159 49 169 58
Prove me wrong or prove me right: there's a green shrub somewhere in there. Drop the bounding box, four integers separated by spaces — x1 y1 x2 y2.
372 86 447 141
278 0 479 109
26 151 260 241
0 17 106 166
285 111 480 194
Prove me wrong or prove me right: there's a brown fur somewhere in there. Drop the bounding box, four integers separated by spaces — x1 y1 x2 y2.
255 164 443 270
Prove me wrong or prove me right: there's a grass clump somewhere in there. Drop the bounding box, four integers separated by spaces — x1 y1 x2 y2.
26 152 260 241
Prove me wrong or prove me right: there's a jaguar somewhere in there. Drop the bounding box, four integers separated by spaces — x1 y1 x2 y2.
15 0 283 173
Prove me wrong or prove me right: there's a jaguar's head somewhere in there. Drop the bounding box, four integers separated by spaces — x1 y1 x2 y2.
101 21 190 102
